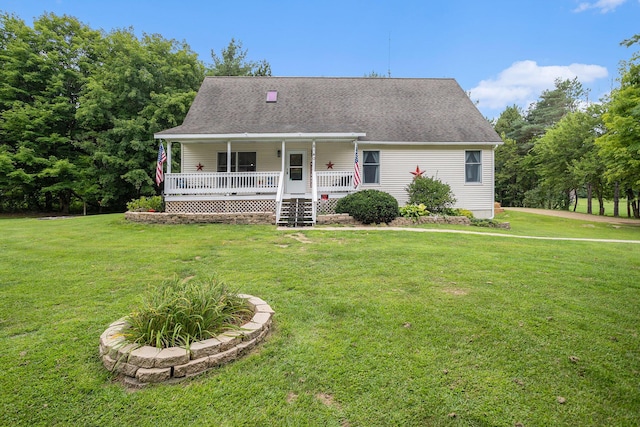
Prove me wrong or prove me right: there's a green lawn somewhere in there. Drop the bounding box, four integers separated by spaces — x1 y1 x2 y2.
1 214 639 426
572 198 634 218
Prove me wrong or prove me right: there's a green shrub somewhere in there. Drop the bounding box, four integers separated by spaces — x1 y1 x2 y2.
126 196 164 212
406 176 456 213
441 208 475 218
399 204 430 218
123 277 251 349
335 190 399 224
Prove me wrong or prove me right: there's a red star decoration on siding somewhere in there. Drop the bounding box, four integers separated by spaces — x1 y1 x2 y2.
196 163 204 171
326 161 334 169
411 165 425 179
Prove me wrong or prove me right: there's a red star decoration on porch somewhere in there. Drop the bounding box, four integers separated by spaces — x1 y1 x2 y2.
411 165 425 179
196 163 204 171
326 161 334 169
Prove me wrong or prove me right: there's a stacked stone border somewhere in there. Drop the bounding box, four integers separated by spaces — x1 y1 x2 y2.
99 294 273 388
125 211 499 227
125 211 275 225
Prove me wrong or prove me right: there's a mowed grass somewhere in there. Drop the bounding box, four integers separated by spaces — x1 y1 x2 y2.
0 214 639 426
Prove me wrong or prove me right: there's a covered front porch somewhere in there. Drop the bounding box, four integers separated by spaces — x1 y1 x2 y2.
158 134 364 225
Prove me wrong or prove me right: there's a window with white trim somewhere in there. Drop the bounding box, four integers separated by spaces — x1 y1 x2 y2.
465 150 482 183
217 152 256 172
363 150 380 184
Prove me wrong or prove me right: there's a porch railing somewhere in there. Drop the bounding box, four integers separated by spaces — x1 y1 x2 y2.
164 172 281 196
315 171 354 193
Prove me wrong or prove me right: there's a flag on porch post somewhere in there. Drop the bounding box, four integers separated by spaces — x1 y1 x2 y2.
156 142 167 186
353 143 361 189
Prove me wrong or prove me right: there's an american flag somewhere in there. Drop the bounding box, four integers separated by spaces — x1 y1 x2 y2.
156 143 167 186
353 145 361 189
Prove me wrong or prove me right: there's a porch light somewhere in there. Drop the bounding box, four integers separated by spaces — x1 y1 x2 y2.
277 149 281 158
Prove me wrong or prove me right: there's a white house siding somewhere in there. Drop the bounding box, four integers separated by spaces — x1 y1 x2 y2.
360 145 495 219
180 141 284 173
315 142 355 173
179 141 495 218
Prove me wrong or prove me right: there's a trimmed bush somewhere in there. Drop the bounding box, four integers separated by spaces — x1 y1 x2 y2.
123 277 251 349
406 176 456 213
335 190 399 224
126 195 164 212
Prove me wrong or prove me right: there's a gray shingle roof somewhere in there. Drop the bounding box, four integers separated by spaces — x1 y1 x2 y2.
156 77 502 143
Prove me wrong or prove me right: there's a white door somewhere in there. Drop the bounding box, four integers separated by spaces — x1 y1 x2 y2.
286 150 307 194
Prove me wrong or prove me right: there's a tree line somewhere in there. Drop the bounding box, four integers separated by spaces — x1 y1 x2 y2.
2 13 637 217
0 12 270 213
493 34 640 218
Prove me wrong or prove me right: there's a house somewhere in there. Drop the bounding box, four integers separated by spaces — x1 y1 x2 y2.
154 77 503 225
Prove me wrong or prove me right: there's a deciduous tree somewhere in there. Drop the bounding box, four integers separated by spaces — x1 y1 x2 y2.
596 35 640 218
76 30 204 210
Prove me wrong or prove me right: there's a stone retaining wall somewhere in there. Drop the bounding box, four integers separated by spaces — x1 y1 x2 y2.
99 294 273 387
389 216 471 226
126 211 479 227
125 211 275 225
316 213 358 225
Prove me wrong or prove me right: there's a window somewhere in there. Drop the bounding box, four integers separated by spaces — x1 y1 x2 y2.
465 150 481 183
363 150 380 184
217 152 256 172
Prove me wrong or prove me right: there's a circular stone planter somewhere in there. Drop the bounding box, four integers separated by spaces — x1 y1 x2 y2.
99 294 274 387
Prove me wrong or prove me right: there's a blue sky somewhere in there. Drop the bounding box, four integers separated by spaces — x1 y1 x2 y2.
3 0 639 119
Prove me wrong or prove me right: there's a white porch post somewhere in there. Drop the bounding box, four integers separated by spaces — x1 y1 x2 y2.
312 140 316 173
281 140 286 171
354 140 359 189
226 141 231 192
165 140 172 174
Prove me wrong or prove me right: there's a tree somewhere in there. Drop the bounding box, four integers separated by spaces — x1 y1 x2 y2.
494 106 529 207
206 38 271 76
494 137 526 207
76 29 204 210
596 35 640 218
533 105 606 212
364 71 387 78
494 105 524 137
493 79 587 207
0 13 102 212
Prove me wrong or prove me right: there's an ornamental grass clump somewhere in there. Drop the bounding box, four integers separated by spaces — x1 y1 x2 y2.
124 278 251 349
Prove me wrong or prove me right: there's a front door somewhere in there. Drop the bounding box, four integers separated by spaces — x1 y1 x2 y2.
286 150 307 194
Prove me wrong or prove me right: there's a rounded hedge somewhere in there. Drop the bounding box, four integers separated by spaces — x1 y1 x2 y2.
335 190 399 224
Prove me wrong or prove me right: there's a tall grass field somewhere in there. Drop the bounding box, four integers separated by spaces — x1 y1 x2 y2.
0 212 638 426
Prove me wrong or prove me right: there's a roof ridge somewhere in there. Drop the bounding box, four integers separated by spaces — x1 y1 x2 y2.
203 76 456 81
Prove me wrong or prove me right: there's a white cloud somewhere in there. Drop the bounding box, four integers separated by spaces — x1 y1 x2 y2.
573 0 627 13
469 60 608 112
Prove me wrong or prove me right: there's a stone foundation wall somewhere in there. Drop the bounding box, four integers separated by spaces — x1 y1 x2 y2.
100 294 273 387
389 216 471 226
125 211 509 228
125 211 275 225
316 213 358 225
